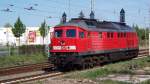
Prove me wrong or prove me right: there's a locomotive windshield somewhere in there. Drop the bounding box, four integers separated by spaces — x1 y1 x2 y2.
55 30 63 37
66 29 76 37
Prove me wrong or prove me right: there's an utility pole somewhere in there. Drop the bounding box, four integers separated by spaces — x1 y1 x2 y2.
47 26 51 57
44 19 50 57
148 8 150 55
91 0 94 12
68 0 71 19
144 16 147 48
45 22 49 57
149 8 150 32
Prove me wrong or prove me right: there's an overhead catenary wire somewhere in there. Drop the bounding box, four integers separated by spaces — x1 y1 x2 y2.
0 0 149 28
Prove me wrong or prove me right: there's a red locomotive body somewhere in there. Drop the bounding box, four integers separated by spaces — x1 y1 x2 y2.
49 9 139 69
49 18 139 68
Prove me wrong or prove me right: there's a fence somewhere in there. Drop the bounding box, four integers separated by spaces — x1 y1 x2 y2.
0 45 48 57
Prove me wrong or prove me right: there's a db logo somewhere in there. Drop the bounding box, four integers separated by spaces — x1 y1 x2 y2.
61 46 66 50
61 46 69 50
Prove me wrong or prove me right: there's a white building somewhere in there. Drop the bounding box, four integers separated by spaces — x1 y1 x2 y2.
0 27 53 46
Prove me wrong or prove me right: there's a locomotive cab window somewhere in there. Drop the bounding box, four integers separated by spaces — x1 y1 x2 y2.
55 30 63 37
79 32 85 38
66 29 76 37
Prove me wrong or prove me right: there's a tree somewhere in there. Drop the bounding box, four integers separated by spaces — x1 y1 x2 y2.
12 17 26 46
39 20 47 44
133 24 149 40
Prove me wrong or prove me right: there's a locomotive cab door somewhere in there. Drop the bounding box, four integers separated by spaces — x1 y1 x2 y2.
77 29 88 52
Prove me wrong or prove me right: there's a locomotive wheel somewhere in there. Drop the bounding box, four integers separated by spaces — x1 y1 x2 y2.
92 56 97 66
89 63 94 68
82 63 86 69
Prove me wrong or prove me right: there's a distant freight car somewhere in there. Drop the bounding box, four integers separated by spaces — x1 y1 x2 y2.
49 9 139 69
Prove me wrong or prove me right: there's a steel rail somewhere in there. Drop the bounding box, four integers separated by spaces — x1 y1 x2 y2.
0 62 53 76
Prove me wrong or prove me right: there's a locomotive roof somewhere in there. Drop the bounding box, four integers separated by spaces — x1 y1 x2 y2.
56 18 135 32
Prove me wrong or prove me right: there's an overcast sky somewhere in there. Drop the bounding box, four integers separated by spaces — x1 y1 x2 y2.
0 0 149 28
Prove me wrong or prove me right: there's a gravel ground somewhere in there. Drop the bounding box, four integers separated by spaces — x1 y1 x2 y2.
25 77 98 84
0 71 44 81
24 74 150 84
97 74 150 83
24 67 150 84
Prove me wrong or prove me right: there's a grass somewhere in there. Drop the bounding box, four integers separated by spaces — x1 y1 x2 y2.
65 56 150 79
0 53 47 68
140 80 150 84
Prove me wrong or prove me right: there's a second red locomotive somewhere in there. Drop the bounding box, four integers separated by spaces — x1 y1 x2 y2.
49 9 139 69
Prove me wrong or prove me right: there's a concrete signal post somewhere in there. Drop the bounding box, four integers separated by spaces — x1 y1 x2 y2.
46 26 51 58
149 33 150 55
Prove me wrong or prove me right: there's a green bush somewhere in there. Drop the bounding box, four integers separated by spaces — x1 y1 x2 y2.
19 45 45 55
140 80 150 84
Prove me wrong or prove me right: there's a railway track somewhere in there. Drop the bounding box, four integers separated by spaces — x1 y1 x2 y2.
0 62 53 76
0 62 56 84
0 49 149 84
0 72 63 84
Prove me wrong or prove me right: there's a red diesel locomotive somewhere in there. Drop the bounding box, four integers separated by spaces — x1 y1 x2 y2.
49 9 139 69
